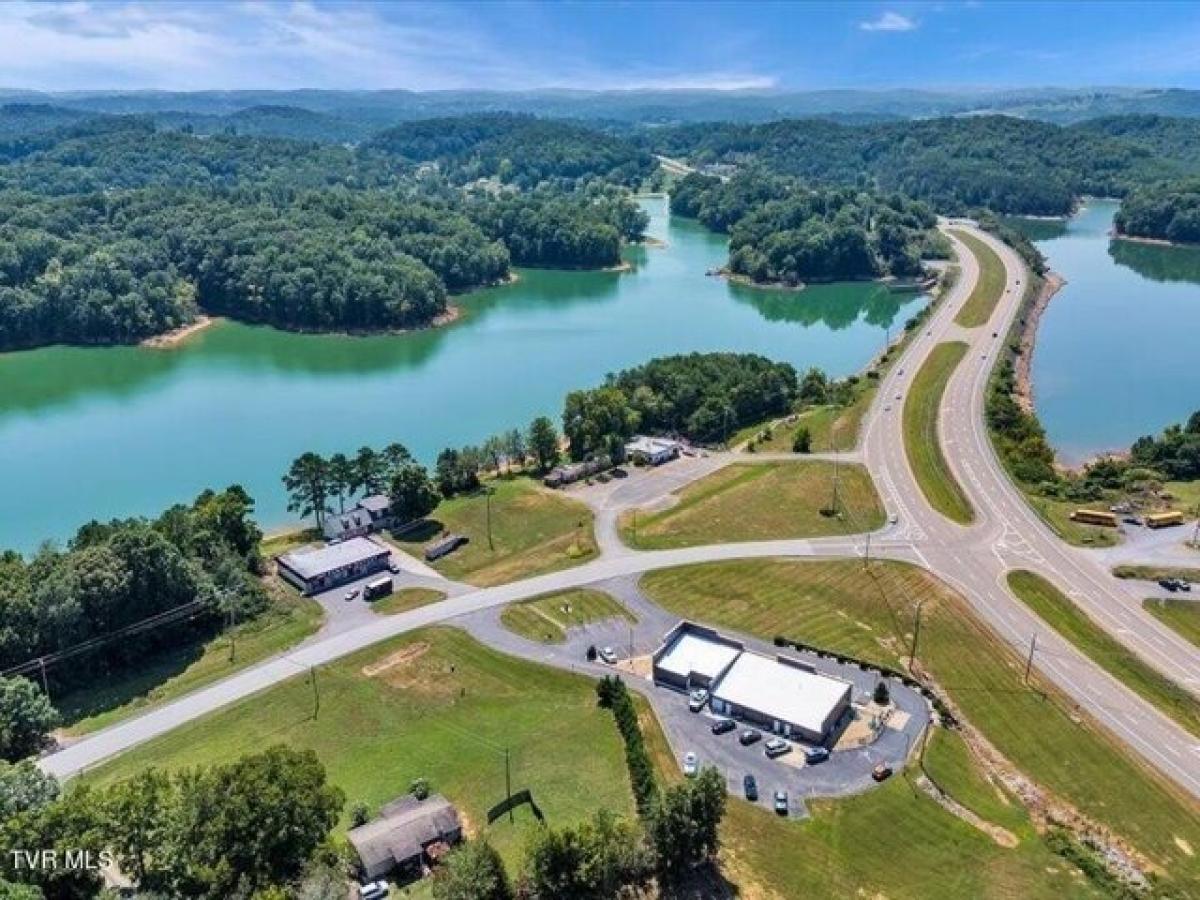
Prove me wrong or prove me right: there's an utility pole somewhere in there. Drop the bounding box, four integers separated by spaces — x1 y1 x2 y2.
1023 634 1038 685
485 488 494 551
631 509 637 547
228 600 237 664
908 600 925 671
310 666 320 719
38 657 50 700
863 529 872 568
829 449 842 516
504 748 513 823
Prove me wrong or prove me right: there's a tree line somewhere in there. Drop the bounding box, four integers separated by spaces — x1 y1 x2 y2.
0 486 265 734
650 114 1178 216
1 745 344 899
1114 180 1200 244
564 352 800 458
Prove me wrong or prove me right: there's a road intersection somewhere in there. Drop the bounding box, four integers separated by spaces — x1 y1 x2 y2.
42 223 1200 804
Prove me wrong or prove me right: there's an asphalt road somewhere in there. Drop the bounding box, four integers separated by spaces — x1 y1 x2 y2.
860 222 1200 797
41 222 1200 802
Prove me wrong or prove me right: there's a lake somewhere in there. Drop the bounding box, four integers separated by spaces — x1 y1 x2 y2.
0 198 926 552
1013 200 1200 465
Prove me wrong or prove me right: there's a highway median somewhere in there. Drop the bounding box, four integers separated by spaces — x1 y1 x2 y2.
902 341 975 525
950 229 1007 328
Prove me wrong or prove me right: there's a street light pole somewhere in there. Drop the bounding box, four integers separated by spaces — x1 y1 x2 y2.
1023 633 1038 685
486 488 494 551
908 600 925 671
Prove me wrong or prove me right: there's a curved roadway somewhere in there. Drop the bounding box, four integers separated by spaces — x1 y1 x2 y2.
42 226 1200 802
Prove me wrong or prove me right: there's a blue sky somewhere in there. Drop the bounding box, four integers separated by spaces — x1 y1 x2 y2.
2 1 1200 92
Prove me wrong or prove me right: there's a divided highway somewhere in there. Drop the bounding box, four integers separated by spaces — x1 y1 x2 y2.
42 223 1200 803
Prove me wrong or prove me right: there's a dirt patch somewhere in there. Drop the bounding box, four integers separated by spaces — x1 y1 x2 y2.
1176 837 1194 857
618 655 654 680
362 641 430 678
140 315 216 349
916 773 1019 849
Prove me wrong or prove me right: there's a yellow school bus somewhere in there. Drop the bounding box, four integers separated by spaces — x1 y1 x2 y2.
1070 509 1118 527
1145 511 1184 529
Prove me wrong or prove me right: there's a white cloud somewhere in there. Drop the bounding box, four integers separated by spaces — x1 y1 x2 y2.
859 11 918 32
0 1 777 92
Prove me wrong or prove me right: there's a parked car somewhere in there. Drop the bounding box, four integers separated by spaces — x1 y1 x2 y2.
743 774 758 801
1159 579 1179 592
599 647 618 665
387 560 401 574
1122 517 1140 525
688 688 709 712
804 746 830 764
1179 581 1192 593
359 882 390 900
764 738 791 759
711 718 737 736
738 729 762 746
872 763 894 782
344 588 361 602
683 752 698 777
888 513 898 525
773 790 789 815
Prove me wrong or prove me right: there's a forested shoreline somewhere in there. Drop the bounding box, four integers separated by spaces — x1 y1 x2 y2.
0 113 650 350
670 173 949 286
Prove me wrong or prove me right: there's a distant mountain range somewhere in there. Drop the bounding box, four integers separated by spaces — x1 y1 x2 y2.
4 86 1200 137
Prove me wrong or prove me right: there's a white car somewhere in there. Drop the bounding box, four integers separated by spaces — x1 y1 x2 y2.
682 752 698 777
599 646 618 665
344 588 361 602
688 688 709 712
888 513 898 525
359 881 390 900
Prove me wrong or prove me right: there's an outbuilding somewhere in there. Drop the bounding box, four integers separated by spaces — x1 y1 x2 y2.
348 793 463 882
276 536 391 595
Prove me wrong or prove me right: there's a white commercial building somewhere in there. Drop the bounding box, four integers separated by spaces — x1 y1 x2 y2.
710 651 853 743
653 626 742 689
624 435 682 466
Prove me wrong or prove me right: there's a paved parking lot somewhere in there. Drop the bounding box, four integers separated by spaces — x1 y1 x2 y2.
455 574 930 817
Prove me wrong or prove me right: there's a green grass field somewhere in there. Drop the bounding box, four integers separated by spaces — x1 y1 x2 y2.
1007 570 1200 739
500 589 633 643
372 587 447 615
618 461 884 549
390 477 596 587
903 341 974 525
736 386 879 456
640 559 1200 893
950 230 1006 328
85 627 634 868
1144 597 1200 648
61 591 323 736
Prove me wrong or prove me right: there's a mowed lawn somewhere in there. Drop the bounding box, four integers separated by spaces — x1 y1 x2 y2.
391 477 596 587
500 589 634 644
372 587 447 615
630 607 1096 900
1007 570 1200 738
903 341 974 525
640 559 1200 894
618 461 884 549
950 229 1006 328
1144 598 1200 648
61 591 323 736
85 627 634 868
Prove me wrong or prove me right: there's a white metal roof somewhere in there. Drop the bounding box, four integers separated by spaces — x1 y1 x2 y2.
712 652 851 734
657 632 741 681
625 435 680 454
277 536 389 580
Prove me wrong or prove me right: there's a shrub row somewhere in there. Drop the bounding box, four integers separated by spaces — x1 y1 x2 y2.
597 676 659 817
771 634 958 728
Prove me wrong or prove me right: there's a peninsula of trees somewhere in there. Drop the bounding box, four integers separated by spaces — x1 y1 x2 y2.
1113 181 1200 244
0 114 649 350
671 174 948 285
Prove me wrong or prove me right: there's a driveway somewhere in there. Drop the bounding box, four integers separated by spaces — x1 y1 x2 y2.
453 574 929 817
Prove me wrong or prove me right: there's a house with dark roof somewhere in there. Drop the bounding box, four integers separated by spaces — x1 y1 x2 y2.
322 507 374 542
347 794 463 882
